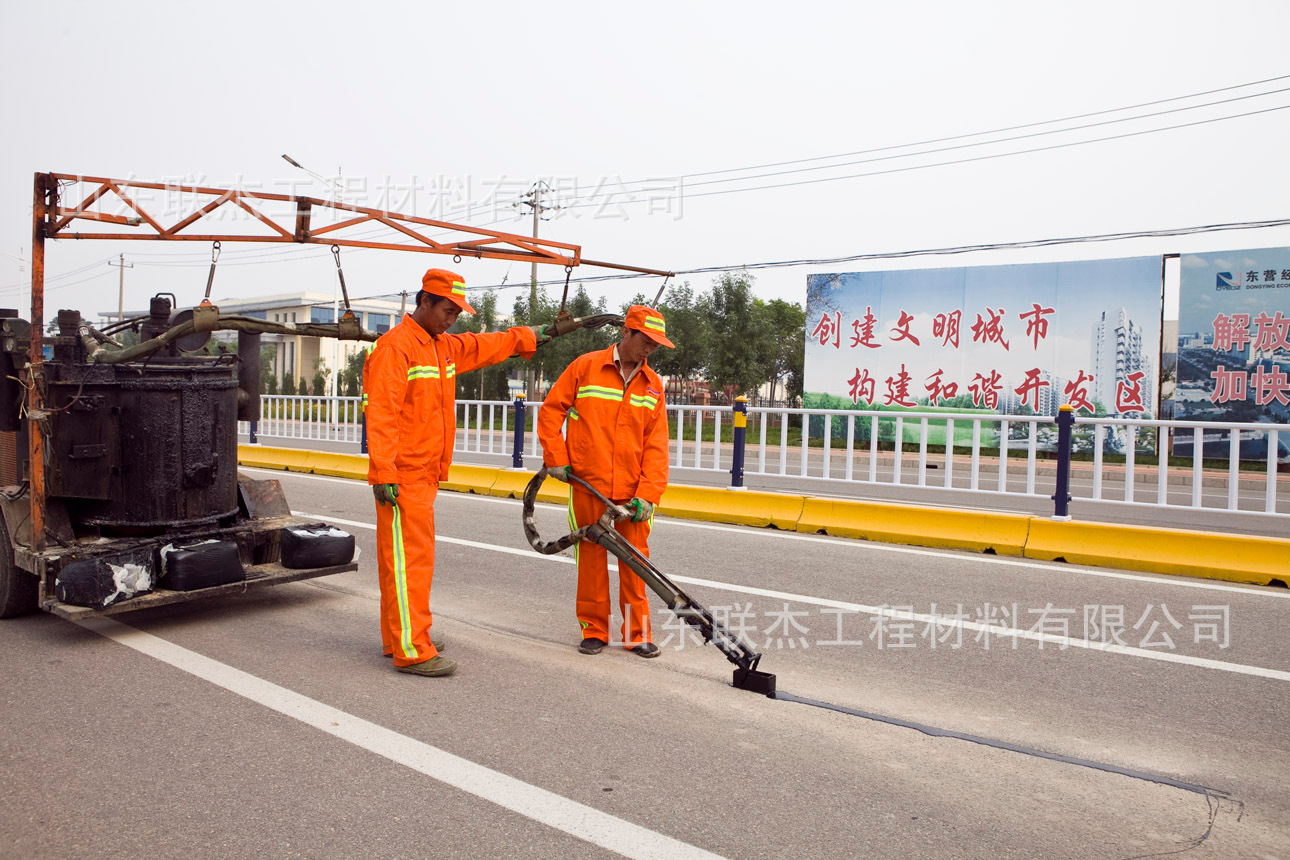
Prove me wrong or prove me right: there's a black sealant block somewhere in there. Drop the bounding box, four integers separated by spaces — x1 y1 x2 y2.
732 668 776 697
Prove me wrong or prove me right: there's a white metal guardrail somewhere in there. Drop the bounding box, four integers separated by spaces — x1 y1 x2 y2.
240 395 1289 518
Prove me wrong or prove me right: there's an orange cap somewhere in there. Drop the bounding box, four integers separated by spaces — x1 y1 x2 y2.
624 304 674 348
420 268 476 314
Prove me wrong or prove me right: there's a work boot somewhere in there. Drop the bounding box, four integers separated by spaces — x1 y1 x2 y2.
631 643 660 659
396 655 457 677
384 636 444 657
578 637 607 655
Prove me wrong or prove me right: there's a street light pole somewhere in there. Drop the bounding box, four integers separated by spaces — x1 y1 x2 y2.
109 254 133 322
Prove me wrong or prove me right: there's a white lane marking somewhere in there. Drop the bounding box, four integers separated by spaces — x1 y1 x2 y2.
253 468 1290 600
77 616 725 860
297 512 1290 683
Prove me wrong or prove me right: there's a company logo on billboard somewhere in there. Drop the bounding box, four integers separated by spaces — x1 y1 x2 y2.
1215 271 1242 291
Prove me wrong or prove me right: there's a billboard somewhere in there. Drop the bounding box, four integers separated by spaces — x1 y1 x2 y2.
1172 247 1290 461
803 257 1163 449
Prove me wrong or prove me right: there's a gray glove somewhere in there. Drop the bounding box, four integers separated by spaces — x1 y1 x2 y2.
548 465 573 483
628 498 654 523
372 483 399 506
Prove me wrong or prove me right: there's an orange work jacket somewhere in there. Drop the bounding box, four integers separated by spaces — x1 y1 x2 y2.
538 345 669 504
363 315 536 485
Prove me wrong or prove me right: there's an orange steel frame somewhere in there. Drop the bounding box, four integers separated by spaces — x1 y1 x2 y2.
43 172 586 265
25 171 671 559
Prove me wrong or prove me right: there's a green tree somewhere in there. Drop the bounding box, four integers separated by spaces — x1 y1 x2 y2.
647 282 710 403
757 298 805 404
452 290 516 400
341 348 366 398
282 371 297 396
704 271 774 399
542 286 616 387
258 343 277 394
311 357 329 397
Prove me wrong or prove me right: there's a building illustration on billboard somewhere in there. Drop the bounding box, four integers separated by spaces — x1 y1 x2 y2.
1171 246 1290 462
802 257 1163 451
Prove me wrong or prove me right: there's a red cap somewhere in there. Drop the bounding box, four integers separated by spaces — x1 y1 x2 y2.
420 268 475 314
624 304 674 348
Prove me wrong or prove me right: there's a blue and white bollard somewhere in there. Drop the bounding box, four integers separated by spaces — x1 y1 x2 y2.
1051 404 1074 521
729 395 748 489
512 393 528 469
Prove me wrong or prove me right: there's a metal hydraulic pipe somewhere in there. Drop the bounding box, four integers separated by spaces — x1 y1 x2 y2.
520 467 774 694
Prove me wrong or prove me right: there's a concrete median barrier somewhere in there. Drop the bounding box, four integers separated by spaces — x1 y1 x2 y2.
659 485 804 529
1024 519 1290 586
489 469 570 504
796 497 1032 556
441 463 502 494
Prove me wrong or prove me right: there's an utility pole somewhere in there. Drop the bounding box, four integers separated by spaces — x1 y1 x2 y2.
108 254 133 322
514 181 559 397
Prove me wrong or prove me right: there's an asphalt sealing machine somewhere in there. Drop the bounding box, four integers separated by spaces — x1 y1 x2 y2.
522 467 777 695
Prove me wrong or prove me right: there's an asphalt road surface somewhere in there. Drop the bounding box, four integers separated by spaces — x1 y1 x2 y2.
3 468 1288 859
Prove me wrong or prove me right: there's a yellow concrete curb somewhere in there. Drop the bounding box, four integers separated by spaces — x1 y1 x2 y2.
441 463 501 494
660 485 803 530
1024 519 1290 587
489 469 570 505
796 497 1031 556
237 446 1287 585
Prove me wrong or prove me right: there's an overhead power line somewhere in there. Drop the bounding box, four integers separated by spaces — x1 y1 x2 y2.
632 103 1290 205
567 73 1290 190
442 217 1290 294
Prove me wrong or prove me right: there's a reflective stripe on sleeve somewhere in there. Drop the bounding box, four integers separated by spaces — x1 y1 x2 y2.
407 365 441 380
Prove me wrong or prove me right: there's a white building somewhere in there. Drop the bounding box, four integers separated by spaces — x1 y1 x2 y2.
100 291 408 392
1090 307 1154 415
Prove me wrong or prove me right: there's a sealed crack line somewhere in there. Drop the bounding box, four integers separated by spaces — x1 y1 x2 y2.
771 689 1227 799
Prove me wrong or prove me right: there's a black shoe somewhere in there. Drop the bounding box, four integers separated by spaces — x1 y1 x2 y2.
631 642 660 658
579 637 607 655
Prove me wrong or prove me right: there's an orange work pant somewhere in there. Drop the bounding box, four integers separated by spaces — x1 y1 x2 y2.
374 483 441 667
569 486 653 647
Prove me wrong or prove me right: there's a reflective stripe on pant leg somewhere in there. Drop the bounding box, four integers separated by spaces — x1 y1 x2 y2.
571 485 611 641
616 514 654 645
391 502 417 660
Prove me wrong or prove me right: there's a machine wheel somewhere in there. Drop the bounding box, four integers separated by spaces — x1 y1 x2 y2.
0 515 38 618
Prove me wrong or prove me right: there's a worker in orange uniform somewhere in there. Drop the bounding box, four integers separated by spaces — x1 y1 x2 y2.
538 305 673 658
364 268 564 677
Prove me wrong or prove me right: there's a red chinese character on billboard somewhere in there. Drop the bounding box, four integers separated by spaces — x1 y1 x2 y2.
924 368 959 406
1018 303 1055 349
847 368 876 404
890 310 921 346
850 307 881 349
884 364 915 407
1115 370 1147 413
932 310 961 348
1209 365 1248 404
811 311 841 349
971 308 1010 350
1064 370 1095 414
1013 367 1049 411
1251 364 1290 406
968 370 1003 409
1212 313 1251 352
1251 311 1290 354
